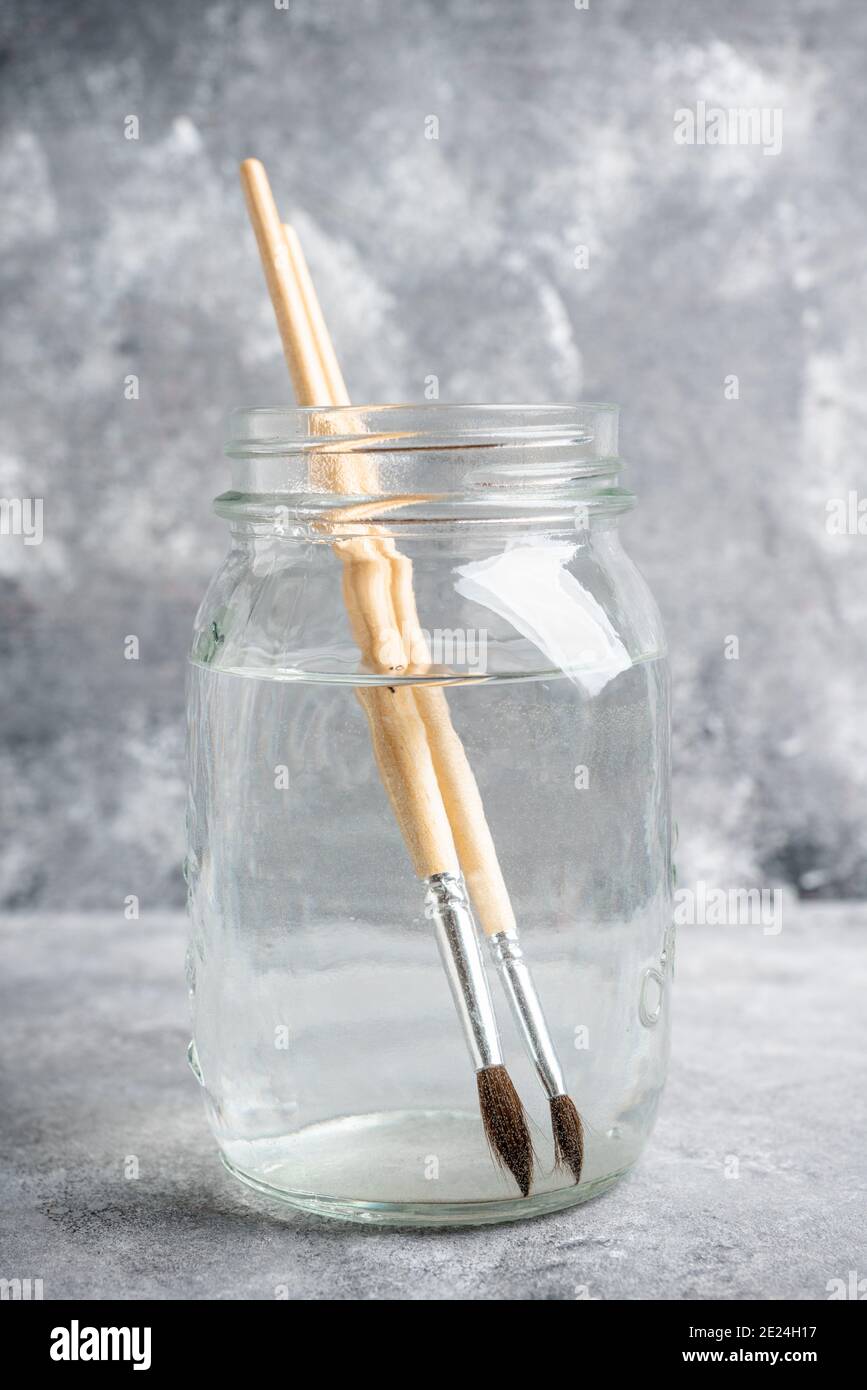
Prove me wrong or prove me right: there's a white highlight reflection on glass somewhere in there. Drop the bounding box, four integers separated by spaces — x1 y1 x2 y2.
455 542 631 695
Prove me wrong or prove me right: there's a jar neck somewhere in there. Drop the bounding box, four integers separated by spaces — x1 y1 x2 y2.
218 404 633 534
216 491 633 541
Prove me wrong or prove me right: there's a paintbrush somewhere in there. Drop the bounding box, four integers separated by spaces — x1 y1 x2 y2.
240 159 534 1195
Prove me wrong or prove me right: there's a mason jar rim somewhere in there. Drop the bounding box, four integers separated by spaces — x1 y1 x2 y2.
225 402 619 459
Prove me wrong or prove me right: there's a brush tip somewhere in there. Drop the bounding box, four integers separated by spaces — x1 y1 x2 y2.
477 1064 533 1197
550 1093 584 1185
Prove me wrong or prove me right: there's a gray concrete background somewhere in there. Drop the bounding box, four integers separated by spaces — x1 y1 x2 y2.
2 0 867 910
2 904 864 1299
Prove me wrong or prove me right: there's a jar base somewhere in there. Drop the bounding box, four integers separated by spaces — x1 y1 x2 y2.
217 1107 636 1227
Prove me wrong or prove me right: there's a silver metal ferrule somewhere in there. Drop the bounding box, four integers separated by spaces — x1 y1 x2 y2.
425 872 503 1073
489 929 566 1100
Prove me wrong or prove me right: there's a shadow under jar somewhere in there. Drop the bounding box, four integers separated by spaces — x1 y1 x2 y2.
185 404 672 1227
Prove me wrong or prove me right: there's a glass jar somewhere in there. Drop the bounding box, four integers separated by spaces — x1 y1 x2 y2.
185 404 672 1226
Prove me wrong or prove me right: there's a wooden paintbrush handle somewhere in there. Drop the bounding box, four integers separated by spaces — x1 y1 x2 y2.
412 686 517 935
338 536 457 878
240 160 331 406
240 160 461 884
389 547 517 936
355 684 459 879
283 224 350 408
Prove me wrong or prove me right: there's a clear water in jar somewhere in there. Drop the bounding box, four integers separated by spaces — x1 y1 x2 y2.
185 656 671 1224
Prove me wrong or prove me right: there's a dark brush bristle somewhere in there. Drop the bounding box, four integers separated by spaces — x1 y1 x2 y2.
477 1064 534 1197
550 1093 584 1185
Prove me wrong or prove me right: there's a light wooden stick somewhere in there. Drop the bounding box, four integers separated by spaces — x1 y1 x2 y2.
338 541 458 878
240 160 331 406
389 557 518 935
283 224 350 408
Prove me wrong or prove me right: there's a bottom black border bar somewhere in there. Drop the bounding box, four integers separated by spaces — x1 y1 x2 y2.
7 1299 864 1372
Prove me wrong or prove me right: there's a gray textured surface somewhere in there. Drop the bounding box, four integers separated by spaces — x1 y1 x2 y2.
1 905 864 1300
1 0 866 911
